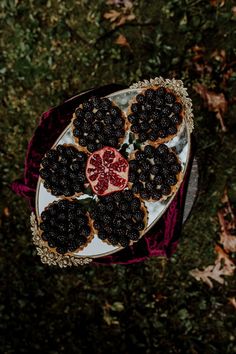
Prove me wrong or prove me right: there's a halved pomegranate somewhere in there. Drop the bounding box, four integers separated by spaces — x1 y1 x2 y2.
86 146 129 196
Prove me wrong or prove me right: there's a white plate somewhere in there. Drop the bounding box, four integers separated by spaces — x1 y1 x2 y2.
35 88 191 258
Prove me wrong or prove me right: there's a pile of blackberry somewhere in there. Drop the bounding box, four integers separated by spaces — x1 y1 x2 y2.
90 189 146 247
39 199 91 254
129 144 182 200
128 87 183 143
39 144 88 197
73 96 125 152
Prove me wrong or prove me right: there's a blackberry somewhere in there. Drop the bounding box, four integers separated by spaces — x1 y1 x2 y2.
138 111 148 121
136 94 146 104
102 214 112 224
132 182 143 193
128 114 138 124
116 228 126 237
166 152 177 164
104 114 113 125
129 160 139 171
84 111 94 121
156 144 169 156
144 145 155 158
170 163 181 174
145 88 156 100
114 218 123 228
139 132 148 143
128 230 140 241
148 131 158 141
114 117 124 128
166 175 177 186
157 130 167 138
123 189 134 201
107 137 118 147
129 172 137 183
75 108 84 118
95 110 104 120
99 98 112 110
161 106 172 116
114 192 123 202
136 221 145 231
104 225 113 234
119 236 129 248
139 172 148 182
172 102 182 113
120 201 129 212
131 124 140 134
98 232 107 241
81 226 91 237
154 175 163 184
140 189 151 200
134 210 144 222
107 235 119 246
135 151 146 161
40 168 50 179
150 121 159 131
144 102 153 111
90 96 101 109
155 97 164 106
160 117 171 128
125 220 134 230
104 125 114 136
145 181 155 192
167 126 177 135
151 110 161 120
165 92 176 104
93 221 103 230
115 128 125 138
140 122 150 131
161 166 170 177
170 114 182 124
94 121 103 132
152 190 162 200
102 194 114 204
131 103 141 113
73 128 81 137
79 138 88 147
106 201 116 212
131 198 141 210
123 211 133 220
110 106 120 117
87 143 97 152
83 101 93 111
150 165 160 175
161 184 171 196
156 87 166 97
141 160 151 172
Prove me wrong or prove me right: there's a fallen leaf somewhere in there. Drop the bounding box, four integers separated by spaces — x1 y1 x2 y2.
190 262 226 288
104 10 121 22
210 0 225 7
229 297 236 310
115 34 131 50
104 0 135 28
215 245 235 275
3 207 10 217
194 83 227 132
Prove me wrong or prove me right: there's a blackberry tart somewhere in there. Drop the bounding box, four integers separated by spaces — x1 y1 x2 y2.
39 199 93 255
90 189 148 248
72 96 127 153
127 86 183 145
39 144 88 198
128 144 182 201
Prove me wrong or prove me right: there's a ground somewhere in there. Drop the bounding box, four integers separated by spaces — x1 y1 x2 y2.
0 1 236 353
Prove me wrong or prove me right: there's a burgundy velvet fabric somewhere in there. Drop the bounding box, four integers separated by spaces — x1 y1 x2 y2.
11 84 194 264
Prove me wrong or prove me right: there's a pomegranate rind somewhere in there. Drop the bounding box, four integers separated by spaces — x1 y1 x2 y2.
86 146 129 196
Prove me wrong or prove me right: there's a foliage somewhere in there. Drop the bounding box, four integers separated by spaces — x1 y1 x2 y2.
1 0 236 353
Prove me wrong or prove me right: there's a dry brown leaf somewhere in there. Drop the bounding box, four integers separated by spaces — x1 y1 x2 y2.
104 0 135 28
190 262 226 288
218 212 236 252
104 10 121 22
115 34 131 50
229 297 236 310
210 0 225 7
194 83 227 132
215 245 235 275
3 207 10 217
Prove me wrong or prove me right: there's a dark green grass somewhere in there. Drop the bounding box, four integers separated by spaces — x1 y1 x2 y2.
1 1 236 353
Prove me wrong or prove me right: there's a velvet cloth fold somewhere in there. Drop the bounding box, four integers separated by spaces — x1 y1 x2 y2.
11 84 194 264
